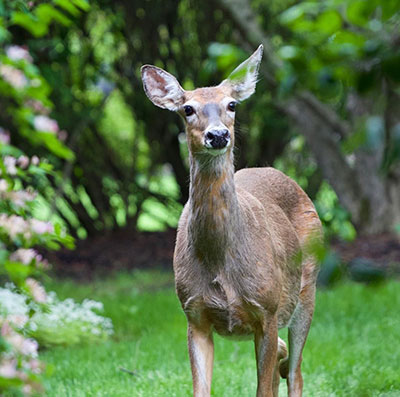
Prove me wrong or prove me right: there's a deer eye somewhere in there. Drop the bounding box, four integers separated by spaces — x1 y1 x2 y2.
227 101 237 112
184 105 194 116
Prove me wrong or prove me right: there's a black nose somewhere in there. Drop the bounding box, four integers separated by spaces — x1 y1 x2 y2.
206 129 230 149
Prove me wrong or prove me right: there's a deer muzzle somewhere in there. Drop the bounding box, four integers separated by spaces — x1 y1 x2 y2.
205 129 230 150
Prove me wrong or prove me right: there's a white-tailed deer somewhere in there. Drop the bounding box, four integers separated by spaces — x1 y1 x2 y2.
141 45 322 397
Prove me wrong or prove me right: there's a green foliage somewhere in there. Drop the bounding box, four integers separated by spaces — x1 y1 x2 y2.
206 43 248 78
274 135 356 241
11 0 88 37
315 182 356 241
278 0 400 94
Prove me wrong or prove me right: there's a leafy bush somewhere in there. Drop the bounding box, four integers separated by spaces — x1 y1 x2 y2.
0 319 43 396
0 285 113 348
0 1 102 395
274 135 356 241
0 143 72 396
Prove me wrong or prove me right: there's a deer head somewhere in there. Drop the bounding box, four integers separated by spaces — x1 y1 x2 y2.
141 45 263 158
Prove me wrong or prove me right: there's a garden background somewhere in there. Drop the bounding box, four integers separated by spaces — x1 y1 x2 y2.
0 0 399 395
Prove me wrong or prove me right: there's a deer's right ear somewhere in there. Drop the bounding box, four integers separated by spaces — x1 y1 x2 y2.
141 65 185 111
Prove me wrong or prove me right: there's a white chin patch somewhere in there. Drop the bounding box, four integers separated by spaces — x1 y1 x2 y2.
204 146 229 156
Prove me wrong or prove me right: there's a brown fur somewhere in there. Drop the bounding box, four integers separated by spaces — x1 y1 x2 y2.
141 52 322 397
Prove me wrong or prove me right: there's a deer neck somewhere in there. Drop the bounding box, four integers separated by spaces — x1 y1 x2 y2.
187 150 244 265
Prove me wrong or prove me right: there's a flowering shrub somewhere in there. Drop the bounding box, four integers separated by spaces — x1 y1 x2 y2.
30 293 113 347
0 319 43 396
0 284 113 395
0 2 94 395
0 148 74 395
0 285 113 348
0 145 73 284
0 288 43 395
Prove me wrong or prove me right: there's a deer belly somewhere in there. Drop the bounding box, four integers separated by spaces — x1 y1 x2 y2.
207 305 255 339
184 294 257 340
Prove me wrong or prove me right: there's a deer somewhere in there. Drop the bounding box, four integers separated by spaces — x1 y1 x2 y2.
141 44 322 397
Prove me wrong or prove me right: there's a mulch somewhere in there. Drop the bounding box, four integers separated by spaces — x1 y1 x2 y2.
46 229 400 280
46 228 176 280
331 233 400 271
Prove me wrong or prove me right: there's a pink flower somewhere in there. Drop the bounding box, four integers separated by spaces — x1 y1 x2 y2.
8 190 36 208
36 257 50 270
0 64 28 89
2 324 38 357
4 155 17 175
0 358 18 378
17 155 30 169
20 338 39 357
23 384 33 394
9 248 48 269
30 219 54 234
26 278 47 303
0 214 31 239
0 127 10 144
33 115 59 133
9 248 37 265
0 179 8 192
31 155 40 166
27 358 42 374
58 129 68 142
6 45 33 63
7 314 29 328
25 99 50 115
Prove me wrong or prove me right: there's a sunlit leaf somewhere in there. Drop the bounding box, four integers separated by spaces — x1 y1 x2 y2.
277 45 301 60
71 0 90 12
342 129 367 154
279 4 305 25
315 10 342 35
332 31 366 47
346 0 376 27
12 12 48 37
36 132 74 160
36 4 71 27
54 0 81 17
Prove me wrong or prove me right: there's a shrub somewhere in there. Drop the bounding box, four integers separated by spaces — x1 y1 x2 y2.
0 285 113 348
0 2 94 395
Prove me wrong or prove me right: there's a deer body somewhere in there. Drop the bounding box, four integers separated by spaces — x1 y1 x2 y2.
175 164 305 335
142 45 322 397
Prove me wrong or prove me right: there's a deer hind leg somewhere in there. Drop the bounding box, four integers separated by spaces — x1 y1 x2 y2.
272 337 288 397
280 263 317 397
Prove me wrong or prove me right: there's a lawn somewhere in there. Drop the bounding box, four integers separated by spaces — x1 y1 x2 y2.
42 271 400 396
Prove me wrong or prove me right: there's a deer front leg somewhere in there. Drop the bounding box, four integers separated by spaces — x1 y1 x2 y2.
254 315 279 397
187 322 214 397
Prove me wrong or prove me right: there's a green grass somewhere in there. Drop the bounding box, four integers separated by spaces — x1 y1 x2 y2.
41 272 400 396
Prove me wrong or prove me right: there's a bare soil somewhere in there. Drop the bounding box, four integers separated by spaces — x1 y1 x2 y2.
46 229 400 280
332 233 400 272
46 228 176 280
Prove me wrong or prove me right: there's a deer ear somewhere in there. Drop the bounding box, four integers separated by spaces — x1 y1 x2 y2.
220 45 263 101
141 65 185 111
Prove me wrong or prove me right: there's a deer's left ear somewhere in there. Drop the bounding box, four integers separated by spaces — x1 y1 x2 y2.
220 45 263 101
141 65 185 111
